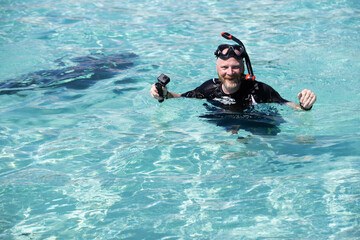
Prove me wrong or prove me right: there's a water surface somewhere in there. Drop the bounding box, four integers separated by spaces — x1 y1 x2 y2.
0 0 359 239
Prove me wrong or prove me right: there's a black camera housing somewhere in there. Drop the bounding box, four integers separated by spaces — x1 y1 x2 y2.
155 74 170 102
157 74 170 86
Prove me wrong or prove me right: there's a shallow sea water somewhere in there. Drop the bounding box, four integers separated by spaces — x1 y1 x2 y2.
0 0 360 239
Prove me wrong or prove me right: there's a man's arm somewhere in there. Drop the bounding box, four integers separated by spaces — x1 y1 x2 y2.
150 79 215 101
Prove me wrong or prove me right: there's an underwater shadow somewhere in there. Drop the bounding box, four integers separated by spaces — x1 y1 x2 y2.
0 52 138 95
200 103 285 136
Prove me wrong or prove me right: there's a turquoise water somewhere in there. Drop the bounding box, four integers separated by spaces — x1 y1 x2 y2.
1 0 360 239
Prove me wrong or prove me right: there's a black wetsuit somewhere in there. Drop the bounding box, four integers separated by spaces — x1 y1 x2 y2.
181 78 288 111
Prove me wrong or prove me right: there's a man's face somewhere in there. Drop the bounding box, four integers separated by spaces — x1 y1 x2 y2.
216 57 244 92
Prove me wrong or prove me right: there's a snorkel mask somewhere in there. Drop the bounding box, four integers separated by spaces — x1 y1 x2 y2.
214 32 255 81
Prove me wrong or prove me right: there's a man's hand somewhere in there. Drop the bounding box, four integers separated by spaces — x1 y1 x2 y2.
150 83 168 101
298 89 316 110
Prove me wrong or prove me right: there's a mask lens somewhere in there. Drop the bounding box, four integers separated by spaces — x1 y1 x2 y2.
218 45 230 55
232 45 243 56
221 48 230 55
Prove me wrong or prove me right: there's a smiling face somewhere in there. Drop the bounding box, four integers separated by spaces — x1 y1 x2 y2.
216 57 245 94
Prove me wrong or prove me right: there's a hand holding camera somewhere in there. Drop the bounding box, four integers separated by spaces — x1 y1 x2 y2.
153 74 170 103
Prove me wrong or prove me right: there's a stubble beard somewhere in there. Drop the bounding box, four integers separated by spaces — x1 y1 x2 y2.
219 74 241 92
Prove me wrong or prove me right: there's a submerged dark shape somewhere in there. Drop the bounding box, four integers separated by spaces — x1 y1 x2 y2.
200 103 285 136
0 52 137 94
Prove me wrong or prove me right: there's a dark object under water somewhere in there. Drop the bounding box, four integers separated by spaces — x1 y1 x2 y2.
200 103 285 136
0 52 137 95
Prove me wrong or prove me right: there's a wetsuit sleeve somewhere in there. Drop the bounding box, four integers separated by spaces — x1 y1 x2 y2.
181 79 216 99
257 82 289 103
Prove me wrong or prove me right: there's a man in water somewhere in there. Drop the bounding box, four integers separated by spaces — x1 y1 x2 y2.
150 35 316 111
